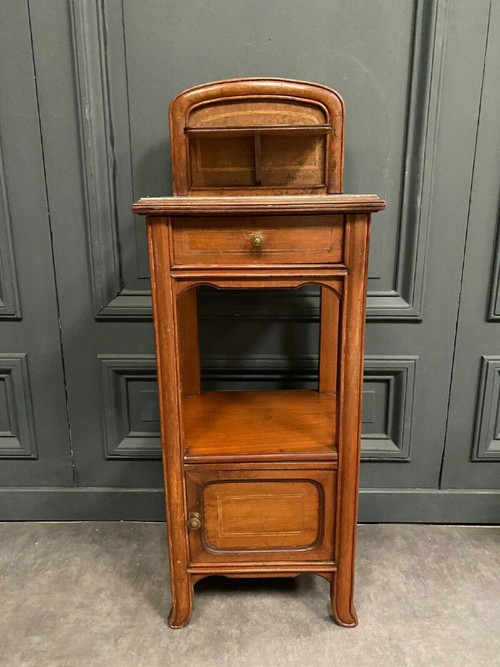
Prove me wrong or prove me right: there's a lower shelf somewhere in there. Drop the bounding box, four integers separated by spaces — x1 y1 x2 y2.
182 389 337 463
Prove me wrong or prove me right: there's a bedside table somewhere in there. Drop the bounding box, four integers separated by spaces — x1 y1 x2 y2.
132 79 385 628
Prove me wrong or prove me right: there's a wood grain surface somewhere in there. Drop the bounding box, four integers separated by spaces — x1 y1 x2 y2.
132 194 385 216
183 390 337 463
171 215 344 267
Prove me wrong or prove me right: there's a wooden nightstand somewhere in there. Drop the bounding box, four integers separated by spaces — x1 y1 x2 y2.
132 78 385 628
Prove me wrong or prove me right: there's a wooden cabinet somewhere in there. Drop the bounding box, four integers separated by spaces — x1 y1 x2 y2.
132 79 385 628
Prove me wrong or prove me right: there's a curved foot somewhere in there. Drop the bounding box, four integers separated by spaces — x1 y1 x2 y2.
331 603 358 627
331 579 358 627
168 605 192 629
168 573 193 628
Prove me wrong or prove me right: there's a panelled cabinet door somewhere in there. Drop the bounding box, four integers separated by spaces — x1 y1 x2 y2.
0 2 73 491
440 2 500 493
185 466 336 564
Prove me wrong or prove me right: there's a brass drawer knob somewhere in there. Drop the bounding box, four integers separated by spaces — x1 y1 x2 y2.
250 233 264 248
187 512 201 531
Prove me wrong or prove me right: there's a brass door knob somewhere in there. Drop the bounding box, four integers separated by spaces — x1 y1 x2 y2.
187 512 201 531
250 234 264 248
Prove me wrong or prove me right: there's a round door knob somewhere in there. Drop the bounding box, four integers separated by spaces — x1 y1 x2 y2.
187 512 201 531
250 234 264 248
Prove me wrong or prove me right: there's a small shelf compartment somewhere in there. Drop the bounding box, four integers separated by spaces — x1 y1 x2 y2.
182 389 337 463
188 122 329 190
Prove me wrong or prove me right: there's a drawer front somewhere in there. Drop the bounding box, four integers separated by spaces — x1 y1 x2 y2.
171 215 344 266
186 467 335 564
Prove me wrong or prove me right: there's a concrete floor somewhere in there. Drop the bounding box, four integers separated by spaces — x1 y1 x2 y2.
0 523 498 667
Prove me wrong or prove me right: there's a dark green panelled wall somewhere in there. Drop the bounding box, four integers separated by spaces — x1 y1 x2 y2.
0 0 498 521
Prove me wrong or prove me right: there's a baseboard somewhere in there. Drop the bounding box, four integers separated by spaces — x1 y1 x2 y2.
0 487 498 523
0 488 166 521
359 488 500 523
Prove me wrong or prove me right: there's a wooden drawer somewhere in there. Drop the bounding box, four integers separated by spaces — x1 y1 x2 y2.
185 466 335 564
171 215 344 266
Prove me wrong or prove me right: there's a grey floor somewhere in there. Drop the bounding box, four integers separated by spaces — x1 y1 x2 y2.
1 523 499 667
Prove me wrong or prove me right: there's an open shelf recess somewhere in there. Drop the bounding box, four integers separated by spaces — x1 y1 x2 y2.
182 389 337 463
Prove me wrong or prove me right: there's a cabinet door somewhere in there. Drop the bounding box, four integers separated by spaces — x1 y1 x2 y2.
440 5 500 492
0 3 73 491
185 467 335 564
28 1 162 494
